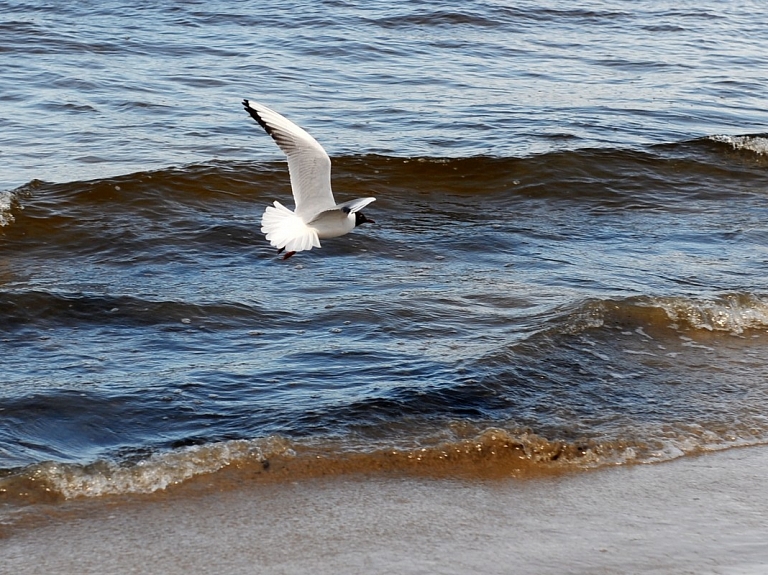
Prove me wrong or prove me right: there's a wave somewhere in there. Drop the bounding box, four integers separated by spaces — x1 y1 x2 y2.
3 286 765 341
0 190 18 227
0 290 275 330
559 292 768 337
652 293 768 334
708 134 768 156
3 419 764 505
2 133 766 227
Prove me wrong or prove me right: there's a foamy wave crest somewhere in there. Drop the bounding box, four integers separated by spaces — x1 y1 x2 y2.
1 179 44 227
5 426 766 505
559 293 768 337
0 191 15 226
30 437 293 499
709 134 768 156
654 293 768 334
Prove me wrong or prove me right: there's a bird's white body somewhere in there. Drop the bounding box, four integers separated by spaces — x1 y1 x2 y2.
242 100 375 257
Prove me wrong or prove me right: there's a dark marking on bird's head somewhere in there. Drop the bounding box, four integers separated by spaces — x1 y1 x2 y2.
355 211 374 226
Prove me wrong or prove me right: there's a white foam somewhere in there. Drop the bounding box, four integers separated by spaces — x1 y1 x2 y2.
38 437 294 499
654 294 768 334
709 134 768 156
0 190 15 226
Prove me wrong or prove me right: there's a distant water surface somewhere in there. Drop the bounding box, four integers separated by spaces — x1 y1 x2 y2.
1 0 768 516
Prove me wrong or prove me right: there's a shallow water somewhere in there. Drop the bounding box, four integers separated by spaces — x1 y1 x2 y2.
1 1 768 512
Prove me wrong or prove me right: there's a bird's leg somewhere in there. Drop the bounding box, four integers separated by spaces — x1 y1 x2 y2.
282 251 297 260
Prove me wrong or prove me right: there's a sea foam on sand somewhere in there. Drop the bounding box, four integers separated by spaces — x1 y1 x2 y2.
2 445 768 575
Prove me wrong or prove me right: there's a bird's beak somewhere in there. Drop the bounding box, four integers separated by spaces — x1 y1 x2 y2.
356 212 375 225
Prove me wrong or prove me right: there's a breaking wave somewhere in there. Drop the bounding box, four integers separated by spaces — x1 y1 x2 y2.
0 191 16 227
562 293 768 337
708 134 768 156
3 419 766 504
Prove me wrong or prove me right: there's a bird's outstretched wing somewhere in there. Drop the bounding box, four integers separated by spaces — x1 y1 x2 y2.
243 99 336 221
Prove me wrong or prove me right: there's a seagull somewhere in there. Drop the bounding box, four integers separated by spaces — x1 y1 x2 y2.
242 100 376 259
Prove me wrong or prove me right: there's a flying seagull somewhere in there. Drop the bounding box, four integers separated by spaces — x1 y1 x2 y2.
242 100 375 259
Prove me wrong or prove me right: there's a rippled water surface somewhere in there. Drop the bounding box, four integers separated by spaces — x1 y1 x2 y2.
1 1 768 514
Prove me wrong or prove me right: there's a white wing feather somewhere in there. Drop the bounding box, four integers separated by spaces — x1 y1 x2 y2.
243 100 335 221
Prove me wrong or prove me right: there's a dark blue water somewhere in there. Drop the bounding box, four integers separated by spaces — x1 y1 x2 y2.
1 1 768 509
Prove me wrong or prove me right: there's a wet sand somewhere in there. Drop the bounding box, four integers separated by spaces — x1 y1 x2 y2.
3 446 768 575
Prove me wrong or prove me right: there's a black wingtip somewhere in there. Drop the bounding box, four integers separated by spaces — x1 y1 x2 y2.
242 99 272 137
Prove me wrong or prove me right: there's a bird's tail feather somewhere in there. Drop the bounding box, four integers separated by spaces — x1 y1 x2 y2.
261 201 321 253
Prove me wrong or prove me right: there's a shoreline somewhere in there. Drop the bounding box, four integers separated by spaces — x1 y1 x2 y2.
3 445 768 574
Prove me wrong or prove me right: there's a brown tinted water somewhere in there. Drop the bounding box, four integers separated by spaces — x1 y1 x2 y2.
1 1 768 522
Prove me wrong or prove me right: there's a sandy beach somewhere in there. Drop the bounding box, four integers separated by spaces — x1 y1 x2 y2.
3 445 768 575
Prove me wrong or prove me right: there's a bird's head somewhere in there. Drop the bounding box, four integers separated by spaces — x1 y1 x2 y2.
355 211 375 226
